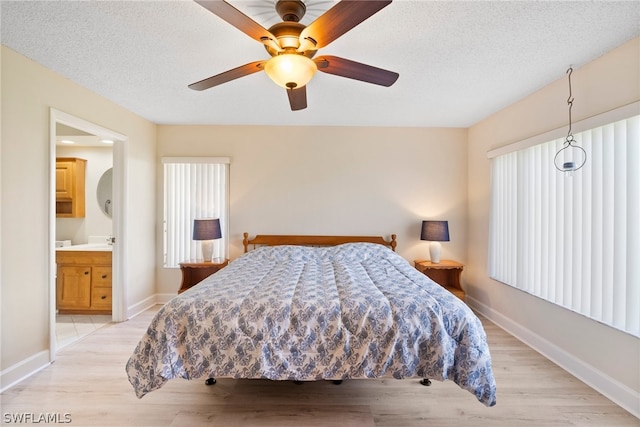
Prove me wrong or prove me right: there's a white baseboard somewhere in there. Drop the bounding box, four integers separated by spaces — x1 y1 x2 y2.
0 350 50 393
467 295 640 419
2 293 175 394
126 293 174 319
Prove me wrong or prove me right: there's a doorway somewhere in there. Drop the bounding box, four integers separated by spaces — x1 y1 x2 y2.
49 109 128 357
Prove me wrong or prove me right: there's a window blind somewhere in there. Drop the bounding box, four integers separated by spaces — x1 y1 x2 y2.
489 115 640 337
163 158 230 268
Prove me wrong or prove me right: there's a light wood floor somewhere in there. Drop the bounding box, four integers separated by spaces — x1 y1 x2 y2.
2 306 637 426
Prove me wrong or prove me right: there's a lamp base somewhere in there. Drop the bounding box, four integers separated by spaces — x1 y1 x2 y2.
429 241 442 264
201 240 213 262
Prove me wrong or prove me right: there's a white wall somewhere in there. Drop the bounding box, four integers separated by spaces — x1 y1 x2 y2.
467 37 640 415
156 125 468 295
55 146 113 244
0 46 157 382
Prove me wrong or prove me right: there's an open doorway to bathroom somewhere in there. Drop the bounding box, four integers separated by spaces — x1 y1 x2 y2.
50 109 128 356
55 122 113 349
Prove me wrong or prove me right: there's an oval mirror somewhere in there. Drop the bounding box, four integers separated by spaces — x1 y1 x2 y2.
97 167 113 218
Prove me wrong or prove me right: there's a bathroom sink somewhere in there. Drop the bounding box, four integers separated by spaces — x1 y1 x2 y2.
55 243 112 252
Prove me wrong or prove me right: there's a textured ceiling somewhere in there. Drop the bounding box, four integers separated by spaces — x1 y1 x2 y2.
1 1 639 128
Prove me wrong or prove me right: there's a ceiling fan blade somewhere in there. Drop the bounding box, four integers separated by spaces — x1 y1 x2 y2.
287 86 307 111
315 56 398 87
194 1 281 52
299 0 392 50
188 60 266 91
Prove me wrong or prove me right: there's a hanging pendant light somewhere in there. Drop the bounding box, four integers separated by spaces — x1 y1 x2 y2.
554 67 587 176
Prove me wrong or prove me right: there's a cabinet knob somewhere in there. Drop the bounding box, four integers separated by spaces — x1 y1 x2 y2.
101 295 107 300
102 275 107 279
84 271 90 275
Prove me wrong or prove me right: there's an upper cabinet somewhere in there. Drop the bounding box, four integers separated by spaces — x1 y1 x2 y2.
56 157 86 218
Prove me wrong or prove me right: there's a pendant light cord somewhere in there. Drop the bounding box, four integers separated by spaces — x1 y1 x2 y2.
554 66 586 172
565 67 575 144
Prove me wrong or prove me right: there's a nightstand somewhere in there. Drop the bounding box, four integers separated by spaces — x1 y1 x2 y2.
178 258 229 293
414 259 465 301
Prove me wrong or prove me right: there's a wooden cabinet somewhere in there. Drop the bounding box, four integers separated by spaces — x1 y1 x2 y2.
56 251 112 314
178 259 229 293
56 157 86 218
414 259 465 301
56 266 92 309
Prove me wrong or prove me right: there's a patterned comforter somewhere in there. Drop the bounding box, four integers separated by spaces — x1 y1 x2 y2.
126 243 497 406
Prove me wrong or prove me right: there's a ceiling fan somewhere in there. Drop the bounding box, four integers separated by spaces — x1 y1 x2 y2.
189 0 399 111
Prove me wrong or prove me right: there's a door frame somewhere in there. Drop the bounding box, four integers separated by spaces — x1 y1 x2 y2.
49 108 128 359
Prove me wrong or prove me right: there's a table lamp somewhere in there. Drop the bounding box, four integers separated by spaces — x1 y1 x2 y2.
193 218 222 262
420 220 449 264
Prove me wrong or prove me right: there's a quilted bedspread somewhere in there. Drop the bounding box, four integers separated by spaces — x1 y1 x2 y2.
126 243 497 406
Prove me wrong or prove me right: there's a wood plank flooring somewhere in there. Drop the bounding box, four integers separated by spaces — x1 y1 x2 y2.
2 306 637 426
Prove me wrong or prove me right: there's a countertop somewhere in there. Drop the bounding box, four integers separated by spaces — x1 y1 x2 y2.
55 243 112 252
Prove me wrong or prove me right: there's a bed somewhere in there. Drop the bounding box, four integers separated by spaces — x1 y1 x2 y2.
126 234 497 407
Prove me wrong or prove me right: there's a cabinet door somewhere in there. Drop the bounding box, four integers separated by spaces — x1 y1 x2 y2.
56 162 74 200
57 266 91 309
56 158 86 218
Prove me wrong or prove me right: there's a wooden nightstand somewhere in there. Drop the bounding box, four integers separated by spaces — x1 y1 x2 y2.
178 258 229 293
414 259 465 301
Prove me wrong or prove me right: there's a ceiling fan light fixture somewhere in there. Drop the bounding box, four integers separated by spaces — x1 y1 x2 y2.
190 0 397 110
264 53 317 89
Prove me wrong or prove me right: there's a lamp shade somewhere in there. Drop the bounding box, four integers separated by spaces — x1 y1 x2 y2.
264 53 317 89
420 220 450 242
193 218 222 241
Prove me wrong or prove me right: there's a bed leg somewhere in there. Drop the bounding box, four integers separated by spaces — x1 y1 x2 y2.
205 377 217 385
420 378 431 386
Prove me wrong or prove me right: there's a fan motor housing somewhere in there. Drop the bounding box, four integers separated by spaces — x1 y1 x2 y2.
265 21 317 58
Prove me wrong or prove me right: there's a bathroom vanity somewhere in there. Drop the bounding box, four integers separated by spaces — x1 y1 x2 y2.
56 245 112 314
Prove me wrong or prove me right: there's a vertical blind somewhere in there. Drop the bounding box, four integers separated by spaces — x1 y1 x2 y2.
163 158 230 268
489 115 640 337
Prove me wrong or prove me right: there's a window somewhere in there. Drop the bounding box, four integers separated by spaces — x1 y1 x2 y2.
162 157 230 268
488 110 639 337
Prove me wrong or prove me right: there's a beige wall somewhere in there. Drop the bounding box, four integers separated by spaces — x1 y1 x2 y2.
0 46 157 375
156 125 468 294
467 37 640 411
2 33 638 414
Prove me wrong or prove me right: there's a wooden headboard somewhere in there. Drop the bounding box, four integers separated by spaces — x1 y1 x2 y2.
242 232 397 253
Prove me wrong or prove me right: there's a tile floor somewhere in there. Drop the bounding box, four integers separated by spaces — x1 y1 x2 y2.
55 314 112 349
